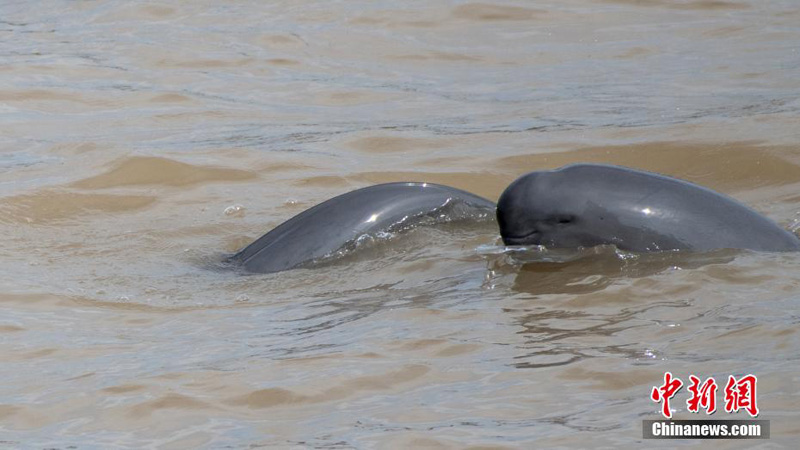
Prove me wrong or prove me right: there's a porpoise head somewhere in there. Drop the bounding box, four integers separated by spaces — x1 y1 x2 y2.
497 168 608 248
497 163 800 253
496 165 657 250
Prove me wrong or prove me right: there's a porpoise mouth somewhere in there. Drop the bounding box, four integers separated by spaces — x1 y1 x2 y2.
501 229 541 246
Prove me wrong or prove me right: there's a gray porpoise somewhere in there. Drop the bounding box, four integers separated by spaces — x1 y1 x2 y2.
497 164 800 252
232 182 496 273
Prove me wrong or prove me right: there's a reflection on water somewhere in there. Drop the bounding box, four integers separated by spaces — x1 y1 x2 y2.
483 245 738 295
2 0 800 447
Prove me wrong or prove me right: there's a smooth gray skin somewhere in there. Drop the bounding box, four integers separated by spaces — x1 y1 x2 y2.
497 164 800 252
232 182 496 273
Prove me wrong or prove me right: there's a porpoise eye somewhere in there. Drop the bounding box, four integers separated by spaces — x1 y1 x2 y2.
555 214 575 225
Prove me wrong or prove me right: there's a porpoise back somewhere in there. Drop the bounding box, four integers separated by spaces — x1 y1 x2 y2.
233 182 496 273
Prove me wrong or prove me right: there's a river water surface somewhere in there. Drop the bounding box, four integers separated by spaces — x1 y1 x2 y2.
2 1 800 448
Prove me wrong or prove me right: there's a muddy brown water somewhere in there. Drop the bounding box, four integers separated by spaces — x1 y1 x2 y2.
2 1 800 448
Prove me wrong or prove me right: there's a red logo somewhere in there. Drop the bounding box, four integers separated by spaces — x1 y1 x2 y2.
724 374 759 417
651 372 683 419
651 373 758 418
686 375 717 414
